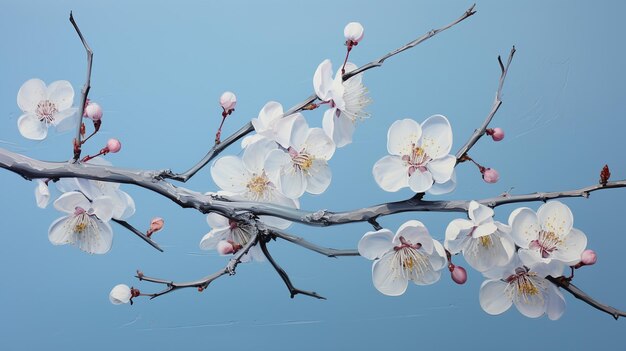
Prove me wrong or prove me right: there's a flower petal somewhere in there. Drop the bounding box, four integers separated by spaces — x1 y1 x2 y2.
54 191 91 214
472 222 498 238
553 228 587 265
211 156 249 193
372 252 409 296
372 155 408 192
444 219 473 254
313 59 334 101
48 216 72 245
256 101 283 131
199 227 231 250
17 78 46 112
395 220 433 254
479 280 512 315
428 170 456 195
509 207 540 248
242 138 276 173
279 165 307 199
306 159 332 195
408 170 433 193
386 119 421 156
537 201 573 238
17 113 47 140
358 229 395 260
47 80 74 111
206 212 229 228
419 114 452 159
427 155 455 183
92 196 115 222
35 180 50 209
78 219 113 254
468 201 494 225
546 284 566 320
52 107 79 132
274 113 306 149
305 128 335 160
514 290 546 318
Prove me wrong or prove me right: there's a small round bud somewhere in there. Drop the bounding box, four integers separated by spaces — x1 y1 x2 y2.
344 22 364 43
482 168 500 184
85 102 103 121
217 240 236 255
106 138 122 153
109 284 132 305
450 265 467 285
487 127 505 141
581 249 597 266
150 217 164 232
219 91 237 112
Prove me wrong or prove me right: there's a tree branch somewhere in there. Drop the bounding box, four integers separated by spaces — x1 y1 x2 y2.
455 46 516 163
69 12 93 162
270 229 360 257
112 219 163 252
548 276 626 320
259 238 326 299
158 4 476 183
136 232 259 299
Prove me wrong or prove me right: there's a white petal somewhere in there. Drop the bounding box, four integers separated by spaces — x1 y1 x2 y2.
372 252 409 296
514 292 546 319
52 107 79 132
274 113 306 149
241 134 266 149
445 218 474 242
17 113 47 140
48 216 72 245
537 201 573 238
92 196 115 222
47 80 75 111
306 159 332 195
408 170 433 193
78 219 113 254
472 222 498 238
553 228 587 265
199 227 231 250
35 180 50 209
54 191 91 214
109 284 132 305
287 114 309 148
372 155 408 192
313 59 334 101
358 229 394 260
211 156 249 193
279 166 307 199
464 234 511 272
468 201 494 225
546 284 566 320
509 207 540 248
429 240 448 272
242 138 276 173
479 280 512 315
305 128 335 160
428 171 456 195
56 178 81 193
386 119 421 156
264 149 292 183
419 114 452 159
112 190 136 220
206 212 229 228
332 111 356 147
426 155 456 183
257 101 283 131
395 220 433 254
530 259 565 279
17 78 46 112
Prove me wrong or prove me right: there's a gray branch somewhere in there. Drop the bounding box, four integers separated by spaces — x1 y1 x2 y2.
69 12 93 162
455 46 516 163
271 229 360 257
548 276 626 320
112 219 163 252
158 4 476 183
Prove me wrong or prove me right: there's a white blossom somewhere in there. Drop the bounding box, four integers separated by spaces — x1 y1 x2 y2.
242 101 304 149
109 284 132 305
199 213 264 262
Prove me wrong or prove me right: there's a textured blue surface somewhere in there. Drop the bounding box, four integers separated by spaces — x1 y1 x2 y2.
1 1 625 350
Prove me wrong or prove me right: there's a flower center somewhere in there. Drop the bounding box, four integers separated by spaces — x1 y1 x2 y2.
479 235 493 248
392 236 430 279
246 172 271 200
529 230 562 258
289 147 314 173
505 267 545 304
36 100 58 124
402 144 431 176
339 77 371 122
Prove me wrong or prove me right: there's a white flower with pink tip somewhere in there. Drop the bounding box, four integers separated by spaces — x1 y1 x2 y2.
242 101 304 149
358 220 447 296
479 252 566 320
313 59 371 147
445 201 515 272
508 201 587 268
48 191 121 254
264 115 335 199
199 212 264 262
373 116 456 194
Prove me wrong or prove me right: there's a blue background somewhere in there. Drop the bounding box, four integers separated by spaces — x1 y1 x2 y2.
1 0 625 350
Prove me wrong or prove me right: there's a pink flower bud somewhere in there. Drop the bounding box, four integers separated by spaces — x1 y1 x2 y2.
85 102 103 121
487 127 505 141
219 91 237 112
450 265 467 285
581 249 597 265
344 22 364 43
216 240 235 255
482 168 500 183
106 138 121 153
150 217 164 232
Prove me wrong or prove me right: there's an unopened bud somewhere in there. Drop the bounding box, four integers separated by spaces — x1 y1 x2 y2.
85 102 103 121
600 165 611 186
219 91 237 112
109 284 132 305
344 22 364 44
581 249 597 266
217 240 236 255
147 217 164 238
450 265 467 285
486 127 505 141
106 138 121 153
481 168 500 184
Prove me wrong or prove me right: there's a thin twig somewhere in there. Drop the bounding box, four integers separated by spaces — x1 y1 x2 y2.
548 276 626 320
259 238 326 300
455 46 516 163
271 229 360 258
112 219 163 252
159 5 476 183
69 12 93 162
136 232 259 299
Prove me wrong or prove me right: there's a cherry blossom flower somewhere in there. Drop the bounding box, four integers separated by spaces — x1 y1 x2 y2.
34 179 50 209
242 101 304 149
199 213 264 262
372 116 456 194
508 201 587 267
265 115 335 199
479 252 566 320
445 201 515 272
211 139 298 229
48 191 119 254
313 59 371 147
358 220 447 296
16 78 79 140
109 284 132 305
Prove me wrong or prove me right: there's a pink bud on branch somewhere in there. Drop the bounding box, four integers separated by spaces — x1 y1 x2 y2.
486 127 504 141
146 217 164 238
85 102 103 121
341 22 364 75
481 167 500 184
449 264 467 285
600 165 611 186
581 249 597 266
216 92 237 144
